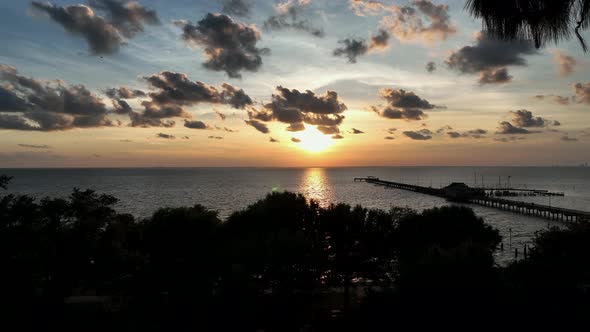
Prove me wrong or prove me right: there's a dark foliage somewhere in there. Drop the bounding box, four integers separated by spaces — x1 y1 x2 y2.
1 175 589 330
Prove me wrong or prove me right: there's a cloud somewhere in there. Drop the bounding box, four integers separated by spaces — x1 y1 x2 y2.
215 110 227 121
250 86 347 135
245 119 269 133
572 82 590 105
384 136 395 140
18 144 52 149
494 136 525 143
291 137 301 143
386 128 397 134
435 125 452 134
332 134 344 139
105 86 146 99
496 121 538 135
31 1 159 55
350 128 364 134
446 32 537 84
221 0 251 17
403 130 432 140
144 71 253 109
175 13 269 78
156 133 175 139
561 135 578 142
371 88 439 121
333 29 390 63
426 61 436 73
184 120 210 129
352 0 456 43
446 129 488 139
533 94 571 105
478 68 513 85
510 110 554 128
208 135 223 139
269 137 279 143
552 51 577 77
0 64 114 131
263 0 324 37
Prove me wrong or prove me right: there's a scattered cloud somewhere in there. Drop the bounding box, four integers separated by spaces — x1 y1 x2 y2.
403 130 432 140
510 109 555 128
371 88 440 121
18 144 52 149
156 133 175 139
269 137 279 143
0 64 114 131
446 129 488 139
384 136 395 140
31 1 159 55
426 61 436 73
446 32 537 84
263 0 324 37
291 137 301 143
494 136 526 143
105 86 146 99
533 94 571 105
572 82 590 105
215 110 227 121
350 128 364 134
245 119 270 134
333 29 390 63
175 13 269 78
332 134 344 139
496 121 538 135
561 135 578 142
552 51 577 77
184 120 210 129
208 135 223 139
221 0 251 17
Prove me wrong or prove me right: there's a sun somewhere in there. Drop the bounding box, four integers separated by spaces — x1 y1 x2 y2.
292 126 335 153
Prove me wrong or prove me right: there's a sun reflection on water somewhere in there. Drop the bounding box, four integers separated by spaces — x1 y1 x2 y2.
300 168 333 207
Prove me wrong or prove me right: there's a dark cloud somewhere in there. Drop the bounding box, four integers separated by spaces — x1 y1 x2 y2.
221 0 251 17
553 51 576 77
510 110 552 128
156 133 175 139
245 119 270 134
18 144 51 149
332 134 344 139
447 129 488 139
0 64 114 131
88 0 160 37
176 13 269 78
291 137 301 143
386 128 397 134
573 82 590 105
112 99 132 114
129 111 175 128
384 136 395 140
446 32 537 83
351 128 364 134
333 29 390 63
426 61 436 73
478 67 512 85
317 125 340 135
561 135 578 142
435 125 452 134
208 135 223 139
403 130 432 140
251 86 347 135
371 88 439 121
494 136 525 143
533 94 571 105
496 121 538 135
269 137 279 143
144 71 252 109
184 120 210 129
105 86 146 99
31 1 159 55
263 0 324 38
217 126 237 132
215 110 227 121
333 39 368 63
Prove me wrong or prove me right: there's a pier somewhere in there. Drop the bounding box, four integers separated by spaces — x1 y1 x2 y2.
355 177 590 222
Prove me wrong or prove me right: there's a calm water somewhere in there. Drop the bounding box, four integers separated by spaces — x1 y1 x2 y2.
2 167 590 264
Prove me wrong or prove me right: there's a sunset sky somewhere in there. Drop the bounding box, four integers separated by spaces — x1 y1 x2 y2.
0 0 589 167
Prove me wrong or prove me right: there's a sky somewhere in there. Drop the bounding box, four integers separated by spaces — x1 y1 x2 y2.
0 0 589 168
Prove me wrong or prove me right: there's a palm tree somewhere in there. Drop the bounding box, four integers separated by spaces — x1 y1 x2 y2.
465 0 590 51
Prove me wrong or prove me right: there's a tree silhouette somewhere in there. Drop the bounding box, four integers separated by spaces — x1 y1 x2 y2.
466 0 590 51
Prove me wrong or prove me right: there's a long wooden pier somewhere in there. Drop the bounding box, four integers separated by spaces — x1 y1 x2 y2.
355 177 590 222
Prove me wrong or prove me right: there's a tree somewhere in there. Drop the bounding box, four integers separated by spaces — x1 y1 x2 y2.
466 0 590 51
0 175 11 190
